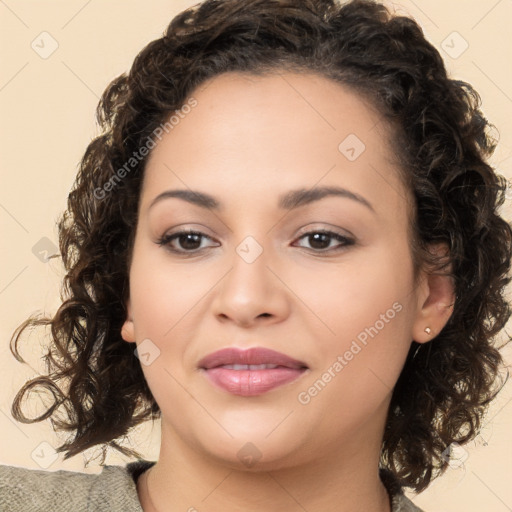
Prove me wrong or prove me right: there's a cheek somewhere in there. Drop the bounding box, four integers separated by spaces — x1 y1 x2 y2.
308 244 415 398
127 249 197 386
127 249 201 407
296 242 414 338
127 243 230 388
292 241 417 395
129 242 210 338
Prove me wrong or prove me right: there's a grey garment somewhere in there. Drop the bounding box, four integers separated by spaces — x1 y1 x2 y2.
392 492 425 512
0 460 424 511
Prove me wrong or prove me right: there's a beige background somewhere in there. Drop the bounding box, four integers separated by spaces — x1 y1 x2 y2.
1 1 511 510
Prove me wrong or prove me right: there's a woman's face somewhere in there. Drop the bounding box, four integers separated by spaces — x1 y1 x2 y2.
122 71 436 470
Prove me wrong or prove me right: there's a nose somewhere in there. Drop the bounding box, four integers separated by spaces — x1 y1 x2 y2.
211 239 291 328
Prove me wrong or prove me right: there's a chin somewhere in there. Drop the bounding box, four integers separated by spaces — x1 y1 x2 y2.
195 429 310 472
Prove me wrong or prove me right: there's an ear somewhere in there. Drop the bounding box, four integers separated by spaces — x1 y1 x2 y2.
121 298 136 343
412 243 455 343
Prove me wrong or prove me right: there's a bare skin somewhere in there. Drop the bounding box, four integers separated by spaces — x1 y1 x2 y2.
121 71 454 512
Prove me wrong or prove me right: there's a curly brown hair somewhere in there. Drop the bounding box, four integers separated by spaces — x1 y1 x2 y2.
10 0 511 493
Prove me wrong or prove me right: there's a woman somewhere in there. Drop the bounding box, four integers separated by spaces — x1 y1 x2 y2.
1 0 510 510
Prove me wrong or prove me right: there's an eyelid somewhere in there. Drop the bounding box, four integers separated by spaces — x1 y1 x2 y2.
157 225 356 256
292 228 355 252
295 222 353 237
158 229 219 248
158 224 217 241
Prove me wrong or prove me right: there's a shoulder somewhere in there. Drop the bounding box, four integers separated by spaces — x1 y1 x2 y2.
391 492 426 512
380 468 425 512
0 459 155 512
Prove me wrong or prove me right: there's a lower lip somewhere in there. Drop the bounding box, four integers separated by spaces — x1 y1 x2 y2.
201 367 307 396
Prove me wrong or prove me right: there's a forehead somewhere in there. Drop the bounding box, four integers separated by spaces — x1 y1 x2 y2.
142 71 408 219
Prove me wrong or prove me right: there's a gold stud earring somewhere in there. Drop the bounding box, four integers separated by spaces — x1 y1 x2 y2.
424 327 431 335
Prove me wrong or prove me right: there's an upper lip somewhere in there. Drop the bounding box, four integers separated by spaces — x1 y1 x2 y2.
198 347 308 370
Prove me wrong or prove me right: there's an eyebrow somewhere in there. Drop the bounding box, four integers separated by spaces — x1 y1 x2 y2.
149 186 375 213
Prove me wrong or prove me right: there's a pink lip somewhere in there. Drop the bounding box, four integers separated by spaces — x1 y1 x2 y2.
198 347 308 396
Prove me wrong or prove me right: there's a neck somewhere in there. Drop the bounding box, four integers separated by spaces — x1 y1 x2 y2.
138 421 392 512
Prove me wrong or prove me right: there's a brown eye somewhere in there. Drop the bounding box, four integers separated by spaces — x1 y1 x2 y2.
175 233 203 250
157 230 218 253
294 230 354 252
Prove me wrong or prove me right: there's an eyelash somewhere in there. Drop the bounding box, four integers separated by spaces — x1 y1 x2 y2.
156 228 355 255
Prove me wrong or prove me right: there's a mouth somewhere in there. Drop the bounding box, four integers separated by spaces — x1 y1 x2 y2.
215 363 284 370
198 347 308 370
198 347 309 396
